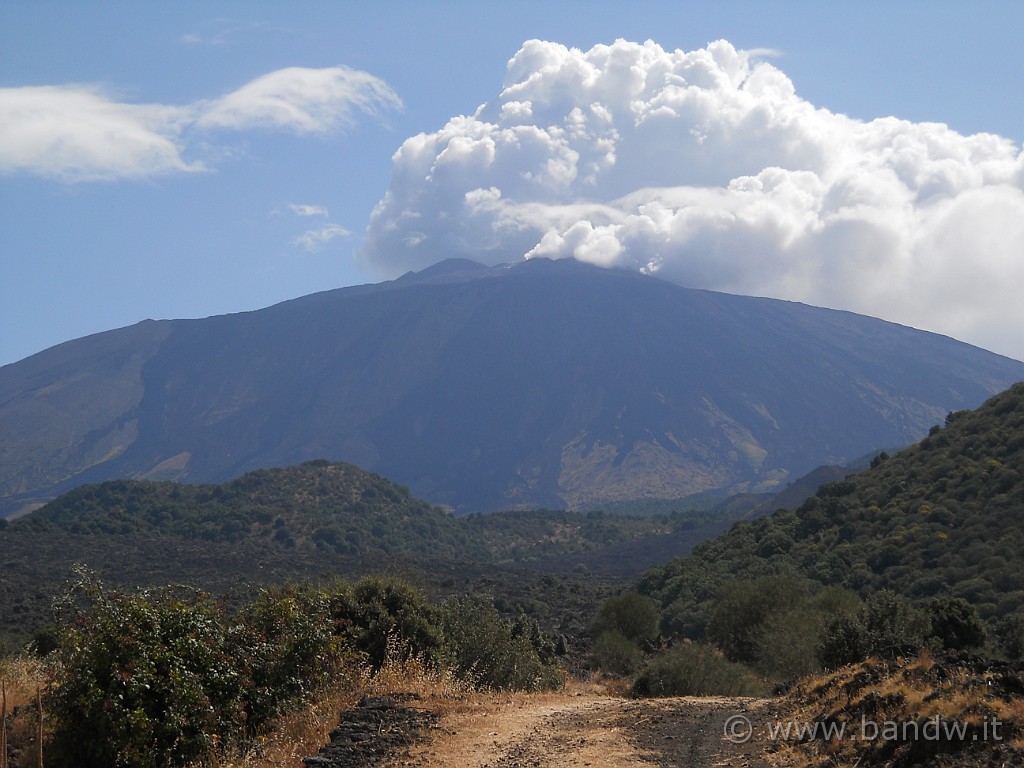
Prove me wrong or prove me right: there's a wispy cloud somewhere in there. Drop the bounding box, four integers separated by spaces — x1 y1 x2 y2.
177 18 280 47
0 66 401 183
179 33 225 46
293 224 351 252
288 203 329 217
198 67 401 134
359 38 1024 360
0 85 200 182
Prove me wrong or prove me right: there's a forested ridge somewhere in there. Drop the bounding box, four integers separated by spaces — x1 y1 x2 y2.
9 459 723 562
638 381 1024 637
0 460 734 647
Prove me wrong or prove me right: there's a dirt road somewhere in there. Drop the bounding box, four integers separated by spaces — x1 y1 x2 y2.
395 689 775 768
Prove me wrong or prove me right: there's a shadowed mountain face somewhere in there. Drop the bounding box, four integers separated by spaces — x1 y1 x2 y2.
2 257 1023 514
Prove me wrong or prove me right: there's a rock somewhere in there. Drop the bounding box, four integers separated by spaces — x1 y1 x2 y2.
302 693 438 768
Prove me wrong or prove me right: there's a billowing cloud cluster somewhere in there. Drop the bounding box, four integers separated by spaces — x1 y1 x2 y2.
0 66 401 182
359 39 1024 360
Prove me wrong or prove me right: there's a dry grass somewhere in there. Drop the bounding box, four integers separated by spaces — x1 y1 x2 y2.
772 652 1024 767
203 683 364 768
0 654 53 768
206 639 475 768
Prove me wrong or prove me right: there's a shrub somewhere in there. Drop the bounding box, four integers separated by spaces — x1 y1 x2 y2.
48 581 245 768
995 613 1024 660
333 577 441 669
819 590 927 668
755 587 861 679
592 629 643 675
927 595 986 651
590 591 659 644
706 575 808 664
438 596 561 691
755 604 826 679
632 643 763 698
228 585 354 729
46 576 360 768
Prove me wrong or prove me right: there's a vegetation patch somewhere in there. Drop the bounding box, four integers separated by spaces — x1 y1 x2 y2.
638 383 1024 658
2 571 562 768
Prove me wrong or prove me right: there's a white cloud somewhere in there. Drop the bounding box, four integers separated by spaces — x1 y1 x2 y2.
179 33 220 46
293 224 351 252
197 66 401 134
0 85 200 182
288 203 329 217
359 38 1024 360
0 67 401 182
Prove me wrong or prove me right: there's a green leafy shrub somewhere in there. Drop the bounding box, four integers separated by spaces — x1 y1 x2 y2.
229 585 355 729
438 596 562 691
995 613 1024 660
592 629 643 675
927 595 986 651
706 575 808 664
590 591 659 645
819 590 928 668
632 643 763 698
332 577 442 669
48 581 245 768
47 575 362 768
754 586 861 679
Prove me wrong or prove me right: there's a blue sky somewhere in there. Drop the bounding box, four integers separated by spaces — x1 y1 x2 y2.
2 1 1023 367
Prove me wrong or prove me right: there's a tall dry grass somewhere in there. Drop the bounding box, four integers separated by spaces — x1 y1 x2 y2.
0 654 53 768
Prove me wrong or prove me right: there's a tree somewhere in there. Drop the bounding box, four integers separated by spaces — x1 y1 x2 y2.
819 590 927 668
590 591 659 645
927 596 986 650
706 575 808 664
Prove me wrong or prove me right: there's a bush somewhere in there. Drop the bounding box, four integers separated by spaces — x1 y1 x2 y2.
229 585 354 729
438 596 561 691
819 590 927 668
47 576 359 768
48 581 245 768
755 587 861 679
996 613 1024 660
927 596 986 651
632 643 763 698
592 629 643 675
706 575 808 664
333 577 441 669
590 592 659 644
755 604 827 679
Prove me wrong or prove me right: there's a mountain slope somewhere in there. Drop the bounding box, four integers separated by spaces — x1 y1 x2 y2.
637 381 1024 633
2 258 1023 513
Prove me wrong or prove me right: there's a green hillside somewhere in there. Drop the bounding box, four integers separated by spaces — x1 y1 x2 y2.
0 459 735 647
15 460 466 557
637 381 1024 637
11 459 720 563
